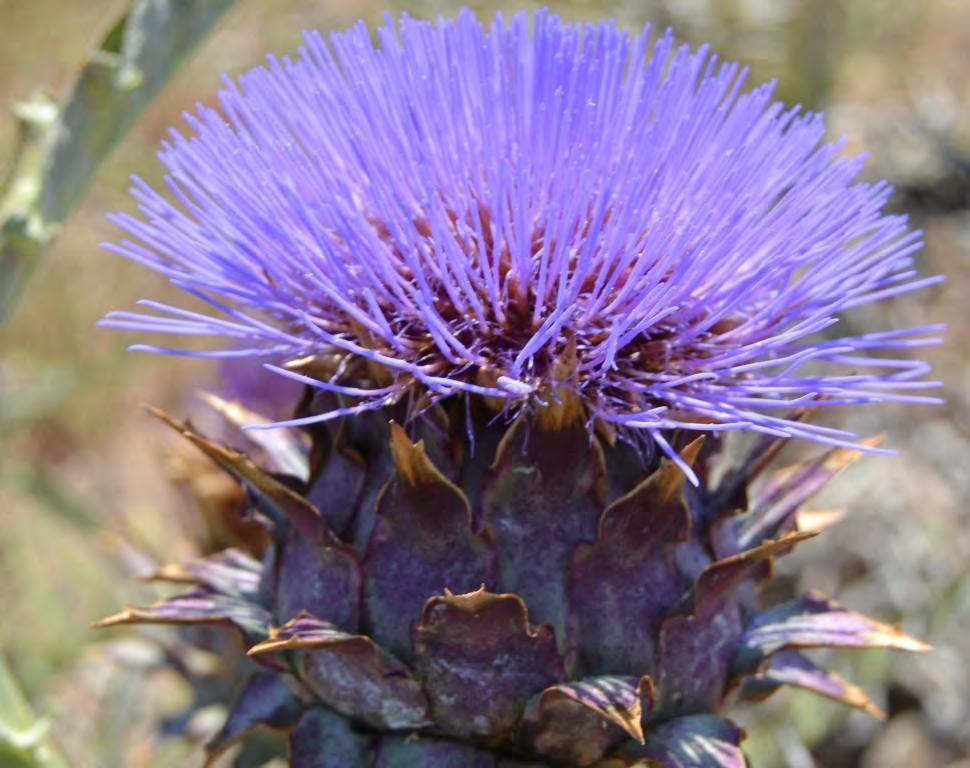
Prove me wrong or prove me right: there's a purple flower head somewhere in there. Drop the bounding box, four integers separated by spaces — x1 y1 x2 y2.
102 9 942 477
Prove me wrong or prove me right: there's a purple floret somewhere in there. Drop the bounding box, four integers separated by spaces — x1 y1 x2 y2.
101 9 942 474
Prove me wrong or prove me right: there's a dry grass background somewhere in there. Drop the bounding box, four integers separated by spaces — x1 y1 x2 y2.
1 1 967 765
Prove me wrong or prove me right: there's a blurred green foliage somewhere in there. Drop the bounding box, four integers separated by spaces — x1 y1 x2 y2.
0 0 239 321
0 657 67 768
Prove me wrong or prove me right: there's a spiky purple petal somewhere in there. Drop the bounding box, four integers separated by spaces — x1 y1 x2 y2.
102 9 941 459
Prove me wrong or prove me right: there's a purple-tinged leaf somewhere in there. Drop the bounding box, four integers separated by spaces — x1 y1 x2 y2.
95 585 271 642
740 650 885 719
149 406 322 538
794 507 847 533
482 419 604 651
713 409 810 512
289 706 374 768
572 441 701 674
410 403 463 483
413 587 563 740
657 531 816 715
199 390 310 480
451 404 508 521
696 531 817 599
374 734 497 767
343 409 397 552
600 436 656 505
275 524 362 632
249 612 346 652
258 539 278 610
205 670 304 763
249 612 430 730
733 438 878 551
149 548 262 602
520 675 655 766
306 436 366 538
624 715 746 768
363 423 494 659
732 589 930 673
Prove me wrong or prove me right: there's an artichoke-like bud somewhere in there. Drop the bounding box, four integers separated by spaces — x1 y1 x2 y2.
99 400 929 766
97 9 940 766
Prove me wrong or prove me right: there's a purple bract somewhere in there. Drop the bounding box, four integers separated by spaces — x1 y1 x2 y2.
101 9 942 478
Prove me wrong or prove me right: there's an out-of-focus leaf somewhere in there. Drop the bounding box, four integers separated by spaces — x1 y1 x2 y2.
0 0 240 321
732 589 931 673
734 438 880 550
149 548 263 602
1 459 100 531
95 585 272 642
205 670 304 764
739 650 885 719
0 361 78 433
148 406 324 538
198 391 310 480
0 657 68 768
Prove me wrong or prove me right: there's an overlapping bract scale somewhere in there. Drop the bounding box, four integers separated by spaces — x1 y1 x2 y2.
99 401 928 766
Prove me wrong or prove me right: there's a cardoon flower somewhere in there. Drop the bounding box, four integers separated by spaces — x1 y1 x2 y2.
98 10 939 767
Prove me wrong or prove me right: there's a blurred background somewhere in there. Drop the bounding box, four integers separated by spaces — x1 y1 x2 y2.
0 0 967 766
